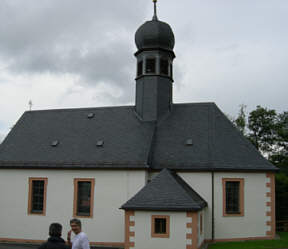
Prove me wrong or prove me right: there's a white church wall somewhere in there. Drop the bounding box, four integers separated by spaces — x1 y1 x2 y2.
153 171 269 240
214 172 269 239
178 172 212 241
133 211 187 249
0 169 271 243
0 169 146 243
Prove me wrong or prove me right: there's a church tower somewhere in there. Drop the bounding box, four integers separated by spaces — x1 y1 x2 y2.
134 0 175 121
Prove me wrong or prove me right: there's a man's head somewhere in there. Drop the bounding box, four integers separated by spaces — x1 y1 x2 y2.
70 218 81 234
49 223 62 237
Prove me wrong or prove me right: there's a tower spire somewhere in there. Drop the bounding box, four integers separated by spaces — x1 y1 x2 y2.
152 0 158 21
135 1 175 121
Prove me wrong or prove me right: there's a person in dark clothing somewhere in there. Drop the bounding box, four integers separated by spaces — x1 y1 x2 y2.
38 223 70 249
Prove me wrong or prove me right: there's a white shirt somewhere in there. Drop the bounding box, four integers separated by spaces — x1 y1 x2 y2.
71 232 90 249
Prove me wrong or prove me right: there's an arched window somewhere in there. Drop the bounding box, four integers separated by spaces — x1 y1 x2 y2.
160 59 169 75
146 58 156 74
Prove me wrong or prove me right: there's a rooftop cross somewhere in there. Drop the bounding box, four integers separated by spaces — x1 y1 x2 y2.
152 0 158 21
28 100 33 111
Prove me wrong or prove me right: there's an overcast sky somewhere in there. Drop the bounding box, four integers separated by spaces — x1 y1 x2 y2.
0 0 287 142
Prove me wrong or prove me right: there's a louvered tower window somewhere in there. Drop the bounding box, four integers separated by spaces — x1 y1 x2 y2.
146 58 156 73
160 59 169 75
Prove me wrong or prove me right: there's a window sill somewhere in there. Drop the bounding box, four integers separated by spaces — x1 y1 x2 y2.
151 233 169 238
73 215 93 219
28 212 46 216
223 213 244 217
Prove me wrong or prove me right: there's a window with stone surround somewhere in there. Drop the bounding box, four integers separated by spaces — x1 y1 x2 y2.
151 215 170 238
73 178 95 218
223 178 244 216
28 178 47 215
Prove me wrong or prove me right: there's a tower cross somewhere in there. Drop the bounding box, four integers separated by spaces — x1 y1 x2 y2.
28 100 33 111
153 0 158 21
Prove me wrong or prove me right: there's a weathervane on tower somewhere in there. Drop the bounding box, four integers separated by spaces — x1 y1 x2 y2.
153 0 158 21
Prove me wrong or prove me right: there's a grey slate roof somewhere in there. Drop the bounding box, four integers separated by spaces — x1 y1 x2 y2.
0 106 154 168
151 103 278 171
121 168 207 211
0 102 278 171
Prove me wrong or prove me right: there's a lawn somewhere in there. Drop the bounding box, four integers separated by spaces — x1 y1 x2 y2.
207 232 288 249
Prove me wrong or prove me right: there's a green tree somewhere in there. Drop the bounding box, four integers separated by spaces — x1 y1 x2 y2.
233 104 247 135
247 106 278 154
277 112 288 153
233 105 288 225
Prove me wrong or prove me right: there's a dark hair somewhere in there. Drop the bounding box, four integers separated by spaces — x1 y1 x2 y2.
70 218 81 228
49 223 62 237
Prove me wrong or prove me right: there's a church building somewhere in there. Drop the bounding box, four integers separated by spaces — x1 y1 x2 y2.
0 1 278 249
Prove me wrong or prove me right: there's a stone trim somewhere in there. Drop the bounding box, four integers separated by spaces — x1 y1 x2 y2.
205 235 273 243
266 173 276 238
0 238 44 244
90 242 125 247
200 213 203 235
187 212 198 249
125 211 135 249
0 238 124 247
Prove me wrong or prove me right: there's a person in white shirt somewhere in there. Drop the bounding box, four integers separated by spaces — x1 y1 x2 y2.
67 219 90 249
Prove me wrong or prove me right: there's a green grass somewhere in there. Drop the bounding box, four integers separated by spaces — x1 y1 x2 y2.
207 233 288 249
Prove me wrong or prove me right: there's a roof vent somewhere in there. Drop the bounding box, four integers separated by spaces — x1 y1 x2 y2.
51 140 59 147
87 113 95 119
185 139 193 146
96 140 104 147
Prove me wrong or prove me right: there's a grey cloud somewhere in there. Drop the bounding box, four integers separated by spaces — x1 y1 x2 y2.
0 0 147 54
0 0 287 114
169 0 288 114
0 0 148 104
7 39 136 104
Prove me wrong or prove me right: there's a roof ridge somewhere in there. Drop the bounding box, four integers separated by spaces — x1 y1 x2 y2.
208 103 216 168
24 105 134 113
146 123 157 168
173 102 216 107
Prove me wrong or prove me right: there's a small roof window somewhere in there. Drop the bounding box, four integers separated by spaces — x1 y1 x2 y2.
51 140 59 147
96 140 104 147
87 113 95 119
185 139 193 146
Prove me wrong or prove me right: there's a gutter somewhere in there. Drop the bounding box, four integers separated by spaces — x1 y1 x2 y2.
212 171 215 241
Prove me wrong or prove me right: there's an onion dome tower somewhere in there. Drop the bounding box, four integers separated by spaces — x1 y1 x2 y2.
135 0 175 121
